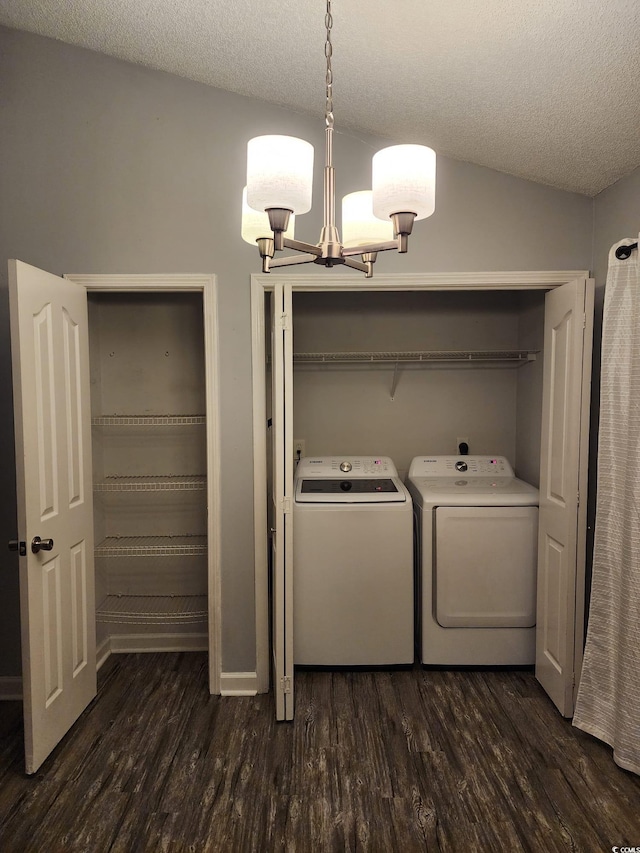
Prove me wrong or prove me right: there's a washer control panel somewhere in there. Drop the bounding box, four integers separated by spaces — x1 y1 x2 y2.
408 455 514 479
296 456 398 478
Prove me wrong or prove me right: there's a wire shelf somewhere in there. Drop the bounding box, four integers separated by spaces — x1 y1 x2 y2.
292 350 539 399
97 593 207 624
94 475 206 492
293 350 538 363
92 415 206 426
95 535 207 557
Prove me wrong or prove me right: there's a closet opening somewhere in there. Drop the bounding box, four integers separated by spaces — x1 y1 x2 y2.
10 263 221 772
88 291 209 660
291 289 545 485
291 289 545 668
253 271 594 720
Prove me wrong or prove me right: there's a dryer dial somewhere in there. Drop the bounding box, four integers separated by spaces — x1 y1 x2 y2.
340 461 352 472
455 460 468 472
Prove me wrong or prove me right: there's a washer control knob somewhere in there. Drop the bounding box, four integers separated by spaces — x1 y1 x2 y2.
340 461 352 473
455 460 468 472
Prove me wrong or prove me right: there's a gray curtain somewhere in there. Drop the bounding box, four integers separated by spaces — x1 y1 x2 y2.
573 236 640 776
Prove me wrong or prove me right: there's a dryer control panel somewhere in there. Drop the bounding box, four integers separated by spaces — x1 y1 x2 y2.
408 455 514 479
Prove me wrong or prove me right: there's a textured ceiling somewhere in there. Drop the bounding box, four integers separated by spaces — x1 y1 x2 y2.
2 0 640 196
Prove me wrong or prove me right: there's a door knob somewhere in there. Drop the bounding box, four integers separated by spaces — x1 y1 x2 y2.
8 540 27 556
31 536 54 554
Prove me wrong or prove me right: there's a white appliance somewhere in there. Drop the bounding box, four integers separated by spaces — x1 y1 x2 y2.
293 456 413 666
406 455 539 665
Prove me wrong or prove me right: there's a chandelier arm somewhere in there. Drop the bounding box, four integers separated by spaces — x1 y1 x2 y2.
282 238 323 256
341 239 403 257
268 253 320 269
343 257 370 274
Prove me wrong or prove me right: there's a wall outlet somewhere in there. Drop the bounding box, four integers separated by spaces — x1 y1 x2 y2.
294 439 306 459
456 436 469 453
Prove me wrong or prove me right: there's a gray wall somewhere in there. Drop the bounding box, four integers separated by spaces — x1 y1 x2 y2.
292 290 543 481
592 166 640 289
591 164 640 382
0 26 595 675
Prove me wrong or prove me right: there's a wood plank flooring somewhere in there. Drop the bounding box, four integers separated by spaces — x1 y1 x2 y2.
0 653 639 852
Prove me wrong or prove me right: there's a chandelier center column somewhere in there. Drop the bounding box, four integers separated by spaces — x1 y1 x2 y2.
319 126 341 259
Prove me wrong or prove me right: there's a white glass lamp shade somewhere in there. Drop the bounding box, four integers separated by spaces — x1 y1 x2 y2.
241 187 295 244
246 135 314 215
372 144 436 221
341 191 395 247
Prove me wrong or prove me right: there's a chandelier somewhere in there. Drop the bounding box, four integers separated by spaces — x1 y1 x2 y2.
241 0 436 279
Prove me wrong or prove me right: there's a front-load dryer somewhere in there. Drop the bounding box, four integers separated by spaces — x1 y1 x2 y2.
293 456 413 666
406 455 539 665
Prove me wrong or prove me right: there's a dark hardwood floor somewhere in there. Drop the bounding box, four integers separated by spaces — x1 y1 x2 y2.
0 653 638 852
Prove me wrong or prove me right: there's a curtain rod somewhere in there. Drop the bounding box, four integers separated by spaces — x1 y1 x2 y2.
615 242 638 260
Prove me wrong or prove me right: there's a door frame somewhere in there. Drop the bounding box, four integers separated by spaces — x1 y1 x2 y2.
251 270 591 697
65 274 222 695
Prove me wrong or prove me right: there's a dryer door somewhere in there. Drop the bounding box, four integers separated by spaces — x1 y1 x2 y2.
435 506 538 628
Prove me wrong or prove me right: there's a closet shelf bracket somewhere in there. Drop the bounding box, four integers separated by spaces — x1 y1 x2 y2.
390 362 400 401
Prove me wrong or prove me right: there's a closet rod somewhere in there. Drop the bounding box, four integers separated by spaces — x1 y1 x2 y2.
615 242 637 260
293 350 537 363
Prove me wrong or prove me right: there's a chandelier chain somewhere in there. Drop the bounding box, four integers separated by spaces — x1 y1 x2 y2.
325 0 333 129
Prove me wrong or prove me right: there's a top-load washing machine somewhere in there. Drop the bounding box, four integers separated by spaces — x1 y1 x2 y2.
406 456 539 666
293 456 413 666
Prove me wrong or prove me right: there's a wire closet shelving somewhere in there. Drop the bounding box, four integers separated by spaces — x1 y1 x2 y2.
92 414 208 624
293 350 539 399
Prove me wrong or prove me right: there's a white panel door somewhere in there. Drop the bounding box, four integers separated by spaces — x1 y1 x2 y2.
536 277 594 716
271 283 294 720
9 260 96 774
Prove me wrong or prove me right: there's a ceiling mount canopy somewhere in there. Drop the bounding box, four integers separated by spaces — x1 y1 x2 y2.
241 0 436 279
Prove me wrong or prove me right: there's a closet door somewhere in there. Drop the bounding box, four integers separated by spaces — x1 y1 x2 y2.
536 277 594 716
271 282 294 720
8 260 97 773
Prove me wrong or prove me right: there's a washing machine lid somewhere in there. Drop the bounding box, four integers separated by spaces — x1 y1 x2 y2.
295 476 408 503
294 456 408 503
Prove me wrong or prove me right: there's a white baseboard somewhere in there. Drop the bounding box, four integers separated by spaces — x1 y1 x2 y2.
1 640 232 700
108 633 208 654
0 677 22 701
220 671 258 696
96 637 112 671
